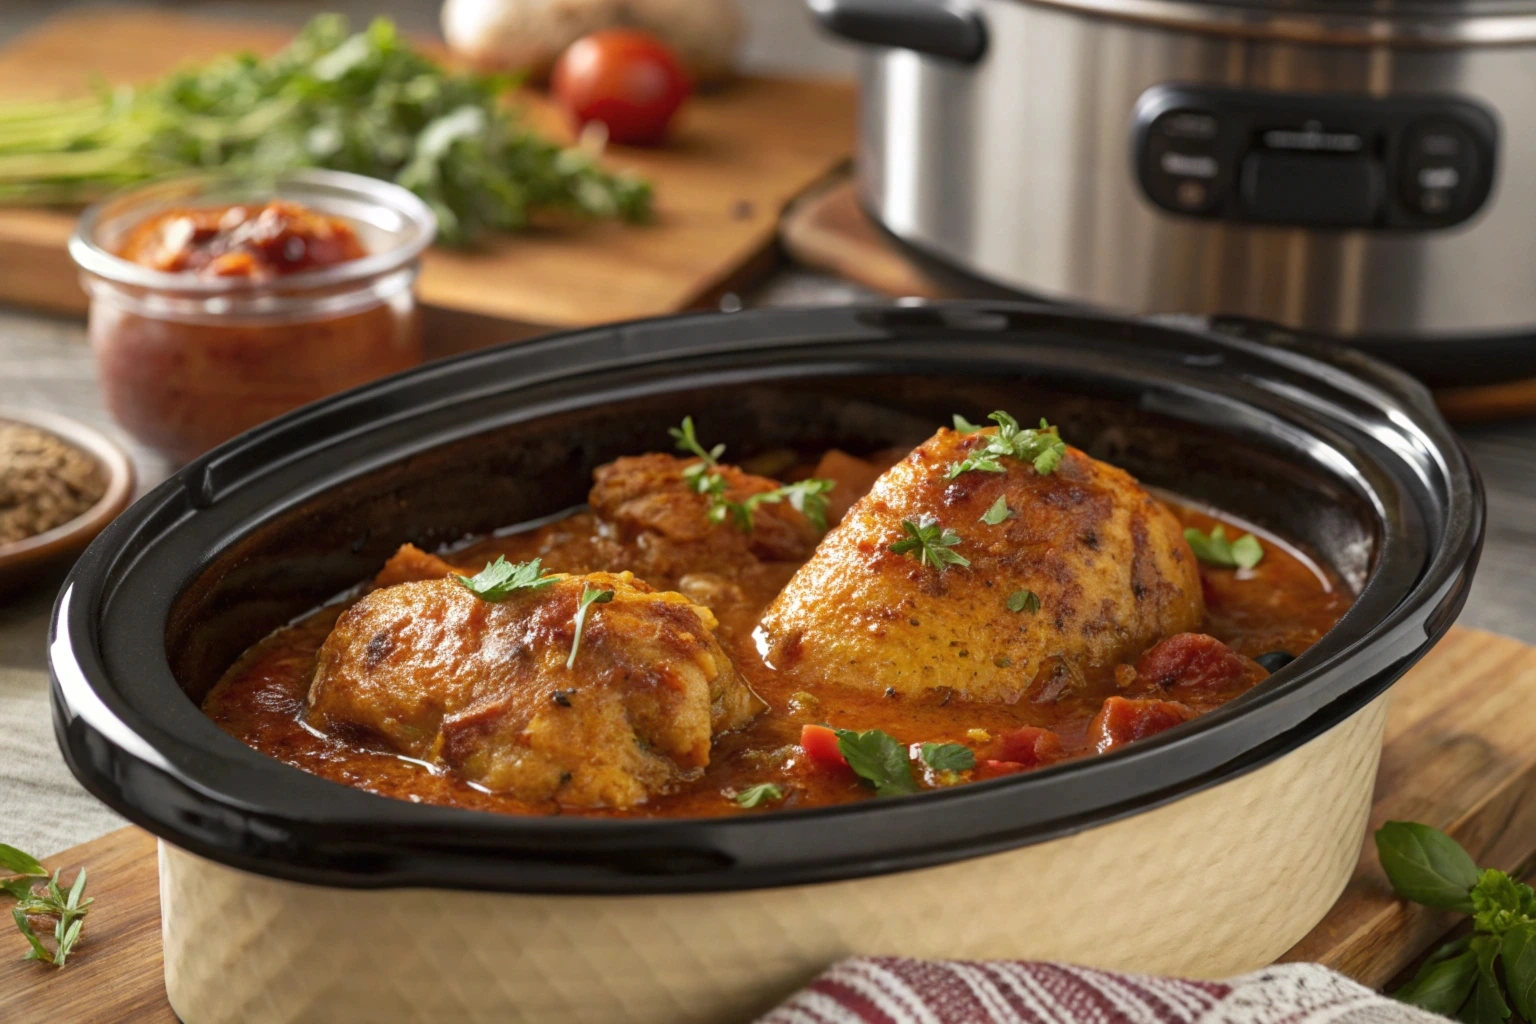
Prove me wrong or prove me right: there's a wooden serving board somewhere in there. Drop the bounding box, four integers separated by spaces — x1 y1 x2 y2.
0 10 856 331
781 177 1536 423
8 625 1536 1021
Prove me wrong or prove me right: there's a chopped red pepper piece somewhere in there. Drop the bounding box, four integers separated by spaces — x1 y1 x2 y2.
992 726 1065 768
799 724 850 772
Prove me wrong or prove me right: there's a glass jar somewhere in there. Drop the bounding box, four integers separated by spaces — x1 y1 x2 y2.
70 170 435 464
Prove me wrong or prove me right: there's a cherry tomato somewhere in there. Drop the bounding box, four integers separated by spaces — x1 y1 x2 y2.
551 30 692 147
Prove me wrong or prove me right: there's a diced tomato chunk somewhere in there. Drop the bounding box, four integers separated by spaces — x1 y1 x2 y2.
799 724 850 773
1088 696 1197 753
1135 632 1266 695
992 726 1065 768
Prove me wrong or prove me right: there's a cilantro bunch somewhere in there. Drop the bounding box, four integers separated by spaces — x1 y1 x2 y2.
0 15 651 244
1377 821 1536 1021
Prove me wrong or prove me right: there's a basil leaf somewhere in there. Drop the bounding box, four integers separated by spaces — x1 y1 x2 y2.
919 742 976 773
834 728 919 797
1502 922 1536 1021
735 783 784 809
1460 936 1511 1024
1376 821 1480 912
0 845 45 879
1395 945 1479 1016
981 496 1013 526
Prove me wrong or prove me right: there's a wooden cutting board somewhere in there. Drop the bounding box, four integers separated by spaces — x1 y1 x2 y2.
7 625 1536 1021
0 10 855 331
781 177 1536 423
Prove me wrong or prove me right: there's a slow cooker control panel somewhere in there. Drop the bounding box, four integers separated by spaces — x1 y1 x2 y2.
1132 86 1498 230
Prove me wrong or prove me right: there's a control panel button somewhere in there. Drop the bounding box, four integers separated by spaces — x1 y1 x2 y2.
1400 119 1481 221
1142 108 1228 214
1240 153 1382 227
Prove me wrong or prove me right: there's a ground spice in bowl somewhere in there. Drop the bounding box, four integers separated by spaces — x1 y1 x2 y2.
0 419 108 546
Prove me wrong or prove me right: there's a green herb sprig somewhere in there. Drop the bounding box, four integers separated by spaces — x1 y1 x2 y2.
833 728 919 797
454 556 559 601
669 418 834 533
1378 821 1536 1021
890 515 970 571
947 412 1066 480
1184 524 1265 570
981 496 1014 525
0 16 651 244
566 585 615 670
1 844 92 968
735 783 784 809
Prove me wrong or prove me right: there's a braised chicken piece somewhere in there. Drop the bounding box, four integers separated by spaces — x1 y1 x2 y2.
306 566 762 809
757 421 1204 703
588 453 822 582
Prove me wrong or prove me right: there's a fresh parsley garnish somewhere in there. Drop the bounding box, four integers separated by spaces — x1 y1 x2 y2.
1 844 92 968
669 418 834 533
454 556 559 601
0 16 651 244
735 783 784 808
981 496 1014 525
889 515 970 571
1007 589 1041 614
669 415 725 468
953 414 983 434
1376 821 1536 1021
833 728 919 797
919 742 976 773
946 412 1066 479
566 586 615 670
1184 524 1264 570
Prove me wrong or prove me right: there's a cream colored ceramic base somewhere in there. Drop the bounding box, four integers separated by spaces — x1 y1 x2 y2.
161 694 1387 1024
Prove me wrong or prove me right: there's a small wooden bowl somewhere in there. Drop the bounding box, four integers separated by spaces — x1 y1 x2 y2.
0 409 135 595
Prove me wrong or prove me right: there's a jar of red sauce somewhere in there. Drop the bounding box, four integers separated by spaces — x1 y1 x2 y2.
70 171 435 463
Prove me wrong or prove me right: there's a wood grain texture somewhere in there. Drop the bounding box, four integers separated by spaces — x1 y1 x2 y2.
0 10 855 327
0 828 173 1023
4 626 1535 1017
780 177 1536 422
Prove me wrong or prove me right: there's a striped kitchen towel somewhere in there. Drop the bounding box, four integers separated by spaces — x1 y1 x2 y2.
758 959 1443 1024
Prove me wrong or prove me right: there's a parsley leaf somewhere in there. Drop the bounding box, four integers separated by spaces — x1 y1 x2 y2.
669 416 725 467
670 418 834 533
735 783 784 808
1007 589 1041 613
952 414 983 434
981 496 1014 525
1183 525 1265 570
889 515 970 570
946 411 1067 479
565 586 615 670
833 728 919 797
919 742 976 773
454 556 559 601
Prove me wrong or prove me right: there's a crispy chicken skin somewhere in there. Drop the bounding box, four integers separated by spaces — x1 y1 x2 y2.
306 567 763 808
757 426 1205 703
589 453 820 578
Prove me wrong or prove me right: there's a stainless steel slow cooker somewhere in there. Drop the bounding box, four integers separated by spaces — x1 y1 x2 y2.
809 0 1536 381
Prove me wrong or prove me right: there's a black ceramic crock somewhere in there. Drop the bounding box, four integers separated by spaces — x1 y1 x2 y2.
48 302 1482 897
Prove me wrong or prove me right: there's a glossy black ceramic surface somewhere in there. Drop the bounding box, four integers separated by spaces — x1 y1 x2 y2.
49 302 1482 893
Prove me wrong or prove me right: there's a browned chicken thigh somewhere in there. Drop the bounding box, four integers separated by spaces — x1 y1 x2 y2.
757 419 1204 704
307 565 762 809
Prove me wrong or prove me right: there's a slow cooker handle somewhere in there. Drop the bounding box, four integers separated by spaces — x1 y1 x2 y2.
806 0 988 64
